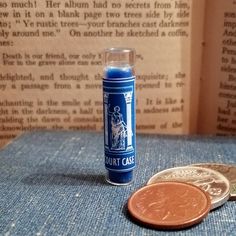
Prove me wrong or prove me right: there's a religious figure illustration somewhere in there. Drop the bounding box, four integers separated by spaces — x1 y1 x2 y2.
109 105 127 150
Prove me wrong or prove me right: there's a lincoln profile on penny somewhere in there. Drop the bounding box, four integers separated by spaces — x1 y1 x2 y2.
109 105 128 150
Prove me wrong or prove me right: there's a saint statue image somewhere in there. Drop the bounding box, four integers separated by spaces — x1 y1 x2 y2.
109 105 127 150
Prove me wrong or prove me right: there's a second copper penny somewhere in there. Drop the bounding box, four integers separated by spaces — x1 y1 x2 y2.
128 181 211 230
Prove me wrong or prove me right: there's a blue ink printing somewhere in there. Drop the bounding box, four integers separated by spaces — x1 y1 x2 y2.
103 48 136 185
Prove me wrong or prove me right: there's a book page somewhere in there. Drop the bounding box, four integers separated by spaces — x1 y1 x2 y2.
0 0 203 147
189 0 206 133
198 0 236 135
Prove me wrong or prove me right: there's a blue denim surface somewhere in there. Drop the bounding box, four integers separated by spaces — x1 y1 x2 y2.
0 131 235 236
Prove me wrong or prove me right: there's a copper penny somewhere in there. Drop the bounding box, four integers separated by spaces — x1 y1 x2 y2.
128 181 211 230
191 163 236 200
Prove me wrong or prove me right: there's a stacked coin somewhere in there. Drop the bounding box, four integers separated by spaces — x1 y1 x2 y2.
128 163 236 230
190 163 236 201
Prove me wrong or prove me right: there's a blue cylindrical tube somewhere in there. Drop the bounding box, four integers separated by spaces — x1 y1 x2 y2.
103 48 136 185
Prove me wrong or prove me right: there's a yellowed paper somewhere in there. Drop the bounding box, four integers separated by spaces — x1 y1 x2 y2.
198 0 236 135
0 0 203 147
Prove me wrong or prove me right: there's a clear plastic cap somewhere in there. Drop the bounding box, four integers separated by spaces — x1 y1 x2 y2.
103 48 135 67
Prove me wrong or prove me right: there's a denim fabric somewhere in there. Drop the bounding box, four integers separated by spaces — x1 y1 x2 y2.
0 131 235 236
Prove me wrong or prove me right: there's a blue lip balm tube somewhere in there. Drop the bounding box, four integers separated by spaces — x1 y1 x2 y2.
103 48 136 185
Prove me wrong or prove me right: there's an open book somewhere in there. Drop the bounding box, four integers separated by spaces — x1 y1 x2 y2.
0 0 235 147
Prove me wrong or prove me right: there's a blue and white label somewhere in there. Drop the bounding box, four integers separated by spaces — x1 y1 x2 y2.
103 77 136 172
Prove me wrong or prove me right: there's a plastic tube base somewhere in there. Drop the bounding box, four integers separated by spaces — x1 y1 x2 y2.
106 171 133 186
